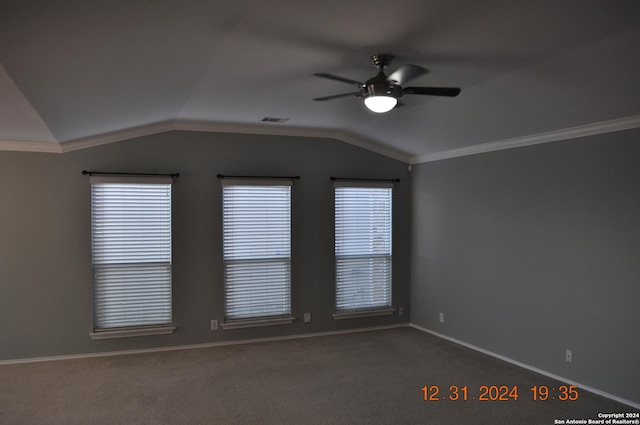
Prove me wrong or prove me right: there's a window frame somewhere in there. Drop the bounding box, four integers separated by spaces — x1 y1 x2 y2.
89 176 175 339
333 181 394 319
220 178 295 329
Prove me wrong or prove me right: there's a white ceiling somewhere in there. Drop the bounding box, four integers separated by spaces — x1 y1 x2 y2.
2 0 640 163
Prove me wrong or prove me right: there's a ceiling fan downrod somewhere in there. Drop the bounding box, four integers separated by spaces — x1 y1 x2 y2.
370 54 393 71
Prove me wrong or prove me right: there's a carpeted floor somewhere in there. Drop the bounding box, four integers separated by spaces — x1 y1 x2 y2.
0 327 637 424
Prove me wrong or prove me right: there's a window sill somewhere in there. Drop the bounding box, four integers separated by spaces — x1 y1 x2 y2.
221 316 295 330
90 325 176 340
333 308 395 320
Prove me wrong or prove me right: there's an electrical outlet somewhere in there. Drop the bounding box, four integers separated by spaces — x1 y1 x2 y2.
304 313 311 323
398 307 404 316
439 313 444 323
210 319 218 330
566 349 572 362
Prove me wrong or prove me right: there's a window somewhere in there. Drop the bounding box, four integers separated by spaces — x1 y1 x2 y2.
334 182 393 317
90 177 174 338
221 179 293 327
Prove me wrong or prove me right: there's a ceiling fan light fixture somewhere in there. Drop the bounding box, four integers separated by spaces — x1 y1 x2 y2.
313 54 460 112
364 95 398 113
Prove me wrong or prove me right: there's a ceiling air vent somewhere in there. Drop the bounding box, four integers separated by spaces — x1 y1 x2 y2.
260 117 289 123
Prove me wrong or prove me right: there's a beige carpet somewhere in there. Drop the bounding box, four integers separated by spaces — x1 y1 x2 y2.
0 327 636 424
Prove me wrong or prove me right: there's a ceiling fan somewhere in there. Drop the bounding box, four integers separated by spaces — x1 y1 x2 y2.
313 54 461 113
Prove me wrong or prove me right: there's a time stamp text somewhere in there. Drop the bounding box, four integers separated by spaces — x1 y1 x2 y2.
421 385 580 401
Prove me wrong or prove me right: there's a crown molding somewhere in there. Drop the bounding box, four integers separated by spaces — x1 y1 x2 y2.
3 114 638 164
334 130 412 163
0 119 410 162
0 140 62 153
411 114 640 164
60 121 175 153
174 119 333 139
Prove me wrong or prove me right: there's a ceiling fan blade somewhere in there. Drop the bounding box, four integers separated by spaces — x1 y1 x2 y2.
403 86 461 97
313 73 362 85
313 92 361 101
388 64 428 85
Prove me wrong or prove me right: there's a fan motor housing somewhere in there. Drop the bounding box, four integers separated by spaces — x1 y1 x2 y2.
363 82 402 99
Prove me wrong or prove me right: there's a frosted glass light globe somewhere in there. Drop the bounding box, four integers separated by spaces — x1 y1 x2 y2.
364 96 397 113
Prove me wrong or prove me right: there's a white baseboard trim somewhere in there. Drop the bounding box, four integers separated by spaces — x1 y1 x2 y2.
410 324 640 410
6 322 635 409
0 323 410 366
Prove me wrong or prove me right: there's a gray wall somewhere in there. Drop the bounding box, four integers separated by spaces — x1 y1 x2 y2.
410 128 640 404
0 131 411 360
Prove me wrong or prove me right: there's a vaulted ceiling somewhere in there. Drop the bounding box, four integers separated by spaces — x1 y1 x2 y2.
2 0 640 163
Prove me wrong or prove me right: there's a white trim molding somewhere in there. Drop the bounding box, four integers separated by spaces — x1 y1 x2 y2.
410 324 640 410
172 120 412 163
333 308 396 320
0 119 411 162
90 326 176 340
412 114 640 164
0 323 410 365
0 140 62 153
332 130 411 163
3 114 639 164
220 316 296 330
61 121 175 153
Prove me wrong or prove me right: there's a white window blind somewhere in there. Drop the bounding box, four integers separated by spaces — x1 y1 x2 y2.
335 183 392 312
222 180 292 321
91 177 172 330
